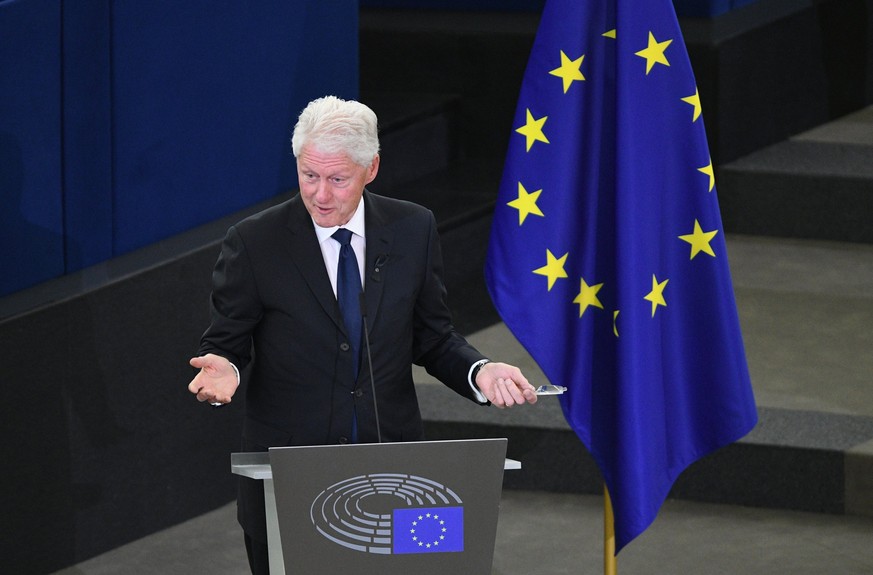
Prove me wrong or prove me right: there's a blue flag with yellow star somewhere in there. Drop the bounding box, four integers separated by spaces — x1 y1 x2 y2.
485 0 758 552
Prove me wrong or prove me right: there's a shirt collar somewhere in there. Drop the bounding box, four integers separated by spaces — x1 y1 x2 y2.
312 195 366 244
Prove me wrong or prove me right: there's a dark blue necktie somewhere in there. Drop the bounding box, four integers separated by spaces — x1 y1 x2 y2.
332 228 362 442
332 228 362 374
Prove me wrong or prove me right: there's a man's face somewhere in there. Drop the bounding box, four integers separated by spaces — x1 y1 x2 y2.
297 145 379 228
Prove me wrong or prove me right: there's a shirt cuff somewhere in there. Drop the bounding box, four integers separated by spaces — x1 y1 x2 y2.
467 359 490 404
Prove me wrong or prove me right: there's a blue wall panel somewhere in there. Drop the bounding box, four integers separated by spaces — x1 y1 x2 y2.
63 0 114 271
110 0 359 257
0 0 358 298
0 0 65 296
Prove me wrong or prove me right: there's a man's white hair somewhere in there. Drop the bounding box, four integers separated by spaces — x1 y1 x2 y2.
291 96 380 167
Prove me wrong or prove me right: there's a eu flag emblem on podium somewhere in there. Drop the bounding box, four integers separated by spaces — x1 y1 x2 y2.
393 506 464 554
485 0 758 552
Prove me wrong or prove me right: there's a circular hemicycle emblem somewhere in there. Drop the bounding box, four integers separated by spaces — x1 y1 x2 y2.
309 473 465 555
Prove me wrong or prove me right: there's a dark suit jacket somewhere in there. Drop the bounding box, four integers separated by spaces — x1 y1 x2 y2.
198 190 486 540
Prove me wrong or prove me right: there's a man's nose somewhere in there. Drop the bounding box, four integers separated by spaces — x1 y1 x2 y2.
314 179 333 200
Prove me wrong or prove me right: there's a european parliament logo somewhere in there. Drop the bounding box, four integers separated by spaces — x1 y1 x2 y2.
310 473 465 555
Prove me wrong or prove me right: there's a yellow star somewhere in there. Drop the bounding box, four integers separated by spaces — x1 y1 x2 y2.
533 249 568 291
678 219 718 259
549 50 586 93
681 89 702 122
635 31 672 75
698 161 715 192
644 274 669 317
507 182 544 225
603 29 616 39
515 109 550 152
572 277 604 317
613 310 620 338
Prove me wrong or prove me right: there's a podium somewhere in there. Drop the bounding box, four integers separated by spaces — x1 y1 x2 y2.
231 438 519 575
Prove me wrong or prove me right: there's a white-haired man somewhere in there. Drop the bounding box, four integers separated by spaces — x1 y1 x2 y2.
188 96 537 574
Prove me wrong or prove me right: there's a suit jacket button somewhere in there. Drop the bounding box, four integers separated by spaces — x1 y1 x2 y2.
338 436 349 444
340 342 350 352
354 389 363 397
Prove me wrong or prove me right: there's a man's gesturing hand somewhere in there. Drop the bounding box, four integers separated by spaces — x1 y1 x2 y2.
188 353 239 405
474 361 538 408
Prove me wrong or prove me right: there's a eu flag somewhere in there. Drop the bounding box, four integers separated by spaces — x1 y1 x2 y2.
392 506 464 554
485 0 758 551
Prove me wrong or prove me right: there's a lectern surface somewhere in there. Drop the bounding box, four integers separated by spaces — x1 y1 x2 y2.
268 438 508 575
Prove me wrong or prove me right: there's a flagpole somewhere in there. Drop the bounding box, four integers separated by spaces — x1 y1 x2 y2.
604 485 617 575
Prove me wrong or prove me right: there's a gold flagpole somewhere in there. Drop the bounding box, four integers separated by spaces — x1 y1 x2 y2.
604 485 617 575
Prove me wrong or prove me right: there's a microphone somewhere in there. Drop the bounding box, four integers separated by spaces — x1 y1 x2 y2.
371 254 389 283
359 292 382 443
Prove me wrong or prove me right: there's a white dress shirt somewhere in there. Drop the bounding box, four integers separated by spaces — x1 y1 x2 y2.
312 198 366 298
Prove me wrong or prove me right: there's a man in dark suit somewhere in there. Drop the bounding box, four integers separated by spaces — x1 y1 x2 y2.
188 95 537 574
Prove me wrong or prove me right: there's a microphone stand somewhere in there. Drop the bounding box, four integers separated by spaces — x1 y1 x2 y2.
359 292 382 443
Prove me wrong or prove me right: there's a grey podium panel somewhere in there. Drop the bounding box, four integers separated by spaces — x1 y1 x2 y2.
268 438 508 575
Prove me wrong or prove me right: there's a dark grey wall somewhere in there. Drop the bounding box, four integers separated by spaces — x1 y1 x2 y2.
0 207 258 573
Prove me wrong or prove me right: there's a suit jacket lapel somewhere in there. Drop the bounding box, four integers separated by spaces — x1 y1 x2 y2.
363 191 393 327
284 195 346 333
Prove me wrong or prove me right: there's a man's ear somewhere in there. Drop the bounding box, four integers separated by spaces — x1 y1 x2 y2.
365 154 380 184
